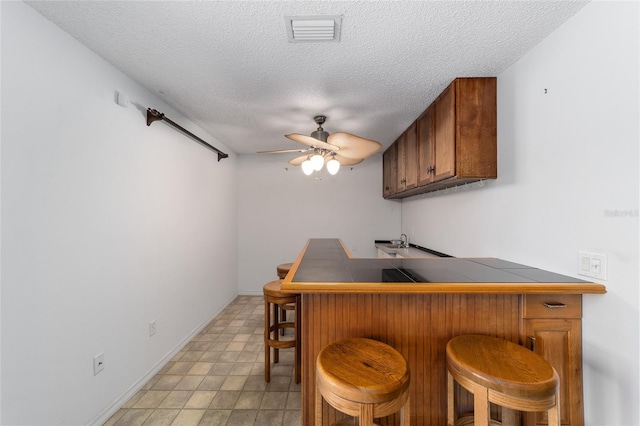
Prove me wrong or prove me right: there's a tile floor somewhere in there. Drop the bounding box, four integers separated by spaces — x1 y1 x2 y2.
104 295 301 426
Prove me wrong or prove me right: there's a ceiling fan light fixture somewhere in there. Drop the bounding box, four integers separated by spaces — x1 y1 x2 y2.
301 159 314 175
327 157 340 175
310 153 325 171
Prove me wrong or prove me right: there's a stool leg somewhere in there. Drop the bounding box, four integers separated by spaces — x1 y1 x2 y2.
294 295 301 384
315 381 323 426
264 298 271 382
401 396 410 426
548 392 561 426
280 305 286 336
447 371 455 426
273 302 279 364
502 407 516 426
473 383 490 426
359 403 374 426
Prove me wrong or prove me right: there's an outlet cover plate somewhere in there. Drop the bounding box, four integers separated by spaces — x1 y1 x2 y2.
577 251 607 280
93 352 105 375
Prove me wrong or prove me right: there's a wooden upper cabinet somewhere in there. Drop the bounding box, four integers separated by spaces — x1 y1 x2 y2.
434 83 456 182
384 77 497 199
417 104 435 186
404 122 418 190
453 77 497 180
382 143 397 198
396 133 406 192
396 122 417 192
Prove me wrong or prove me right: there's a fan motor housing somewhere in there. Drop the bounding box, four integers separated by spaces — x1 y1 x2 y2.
311 129 330 142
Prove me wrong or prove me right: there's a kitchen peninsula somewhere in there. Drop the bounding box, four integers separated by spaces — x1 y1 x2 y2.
281 239 606 426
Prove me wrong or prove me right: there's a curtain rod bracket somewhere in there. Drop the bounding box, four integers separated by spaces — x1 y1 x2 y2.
146 108 229 162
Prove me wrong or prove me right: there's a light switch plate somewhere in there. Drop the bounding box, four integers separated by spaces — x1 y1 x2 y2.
577 251 607 280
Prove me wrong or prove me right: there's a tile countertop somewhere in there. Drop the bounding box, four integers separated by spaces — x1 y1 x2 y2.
281 238 607 295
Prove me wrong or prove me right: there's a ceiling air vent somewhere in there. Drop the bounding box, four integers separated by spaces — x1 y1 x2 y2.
285 15 342 43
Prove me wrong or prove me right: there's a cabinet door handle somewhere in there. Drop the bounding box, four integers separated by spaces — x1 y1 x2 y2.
543 302 567 309
400 178 406 184
528 335 536 352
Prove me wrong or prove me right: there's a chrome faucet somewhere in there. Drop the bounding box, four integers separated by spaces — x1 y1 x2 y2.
400 233 408 248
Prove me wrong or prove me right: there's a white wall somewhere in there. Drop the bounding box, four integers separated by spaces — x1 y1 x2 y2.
402 2 639 425
1 3 238 425
236 154 401 294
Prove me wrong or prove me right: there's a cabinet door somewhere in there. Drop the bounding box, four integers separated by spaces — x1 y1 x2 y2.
523 318 583 426
434 82 456 182
417 104 435 186
403 122 418 190
396 135 406 192
383 144 397 198
455 77 497 178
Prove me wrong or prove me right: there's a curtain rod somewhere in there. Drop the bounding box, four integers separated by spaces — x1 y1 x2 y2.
146 108 229 162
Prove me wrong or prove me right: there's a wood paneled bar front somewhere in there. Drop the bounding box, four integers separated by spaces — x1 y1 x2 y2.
280 239 606 426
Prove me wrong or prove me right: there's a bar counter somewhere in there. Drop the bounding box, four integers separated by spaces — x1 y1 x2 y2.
281 239 606 426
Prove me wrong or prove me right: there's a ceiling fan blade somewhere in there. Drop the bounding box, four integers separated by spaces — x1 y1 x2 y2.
326 132 382 159
257 148 311 154
288 153 362 167
332 154 363 166
285 133 339 152
288 155 310 166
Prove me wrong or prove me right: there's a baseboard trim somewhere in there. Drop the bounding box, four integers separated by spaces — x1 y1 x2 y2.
87 293 238 426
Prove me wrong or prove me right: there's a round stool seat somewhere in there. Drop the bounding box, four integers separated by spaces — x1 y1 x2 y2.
276 262 294 279
264 279 294 299
447 335 558 401
446 335 560 426
316 338 410 426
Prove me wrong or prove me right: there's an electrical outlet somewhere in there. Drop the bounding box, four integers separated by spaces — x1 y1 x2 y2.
93 352 105 375
577 251 607 280
149 320 157 337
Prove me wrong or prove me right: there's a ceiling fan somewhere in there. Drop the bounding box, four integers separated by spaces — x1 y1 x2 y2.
258 115 382 175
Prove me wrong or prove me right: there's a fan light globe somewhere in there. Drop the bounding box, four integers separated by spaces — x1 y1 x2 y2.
310 153 325 171
301 159 314 175
327 158 340 175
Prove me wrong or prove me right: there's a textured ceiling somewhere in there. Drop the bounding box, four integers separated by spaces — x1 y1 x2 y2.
26 1 587 156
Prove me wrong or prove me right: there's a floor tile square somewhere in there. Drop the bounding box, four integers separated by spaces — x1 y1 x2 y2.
184 391 217 409
234 391 265 409
198 409 231 425
114 408 153 425
179 351 204 362
169 409 205 425
209 391 240 409
226 409 258 426
174 375 205 391
255 409 285 426
220 375 247 391
132 391 170 409
187 362 213 375
260 391 288 409
209 362 234 375
166 362 195 376
197 376 226 391
142 408 180 425
158 390 192 409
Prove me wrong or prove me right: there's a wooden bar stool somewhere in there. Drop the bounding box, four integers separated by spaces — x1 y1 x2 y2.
446 335 560 426
276 262 295 335
276 262 294 279
315 337 410 426
263 279 301 383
